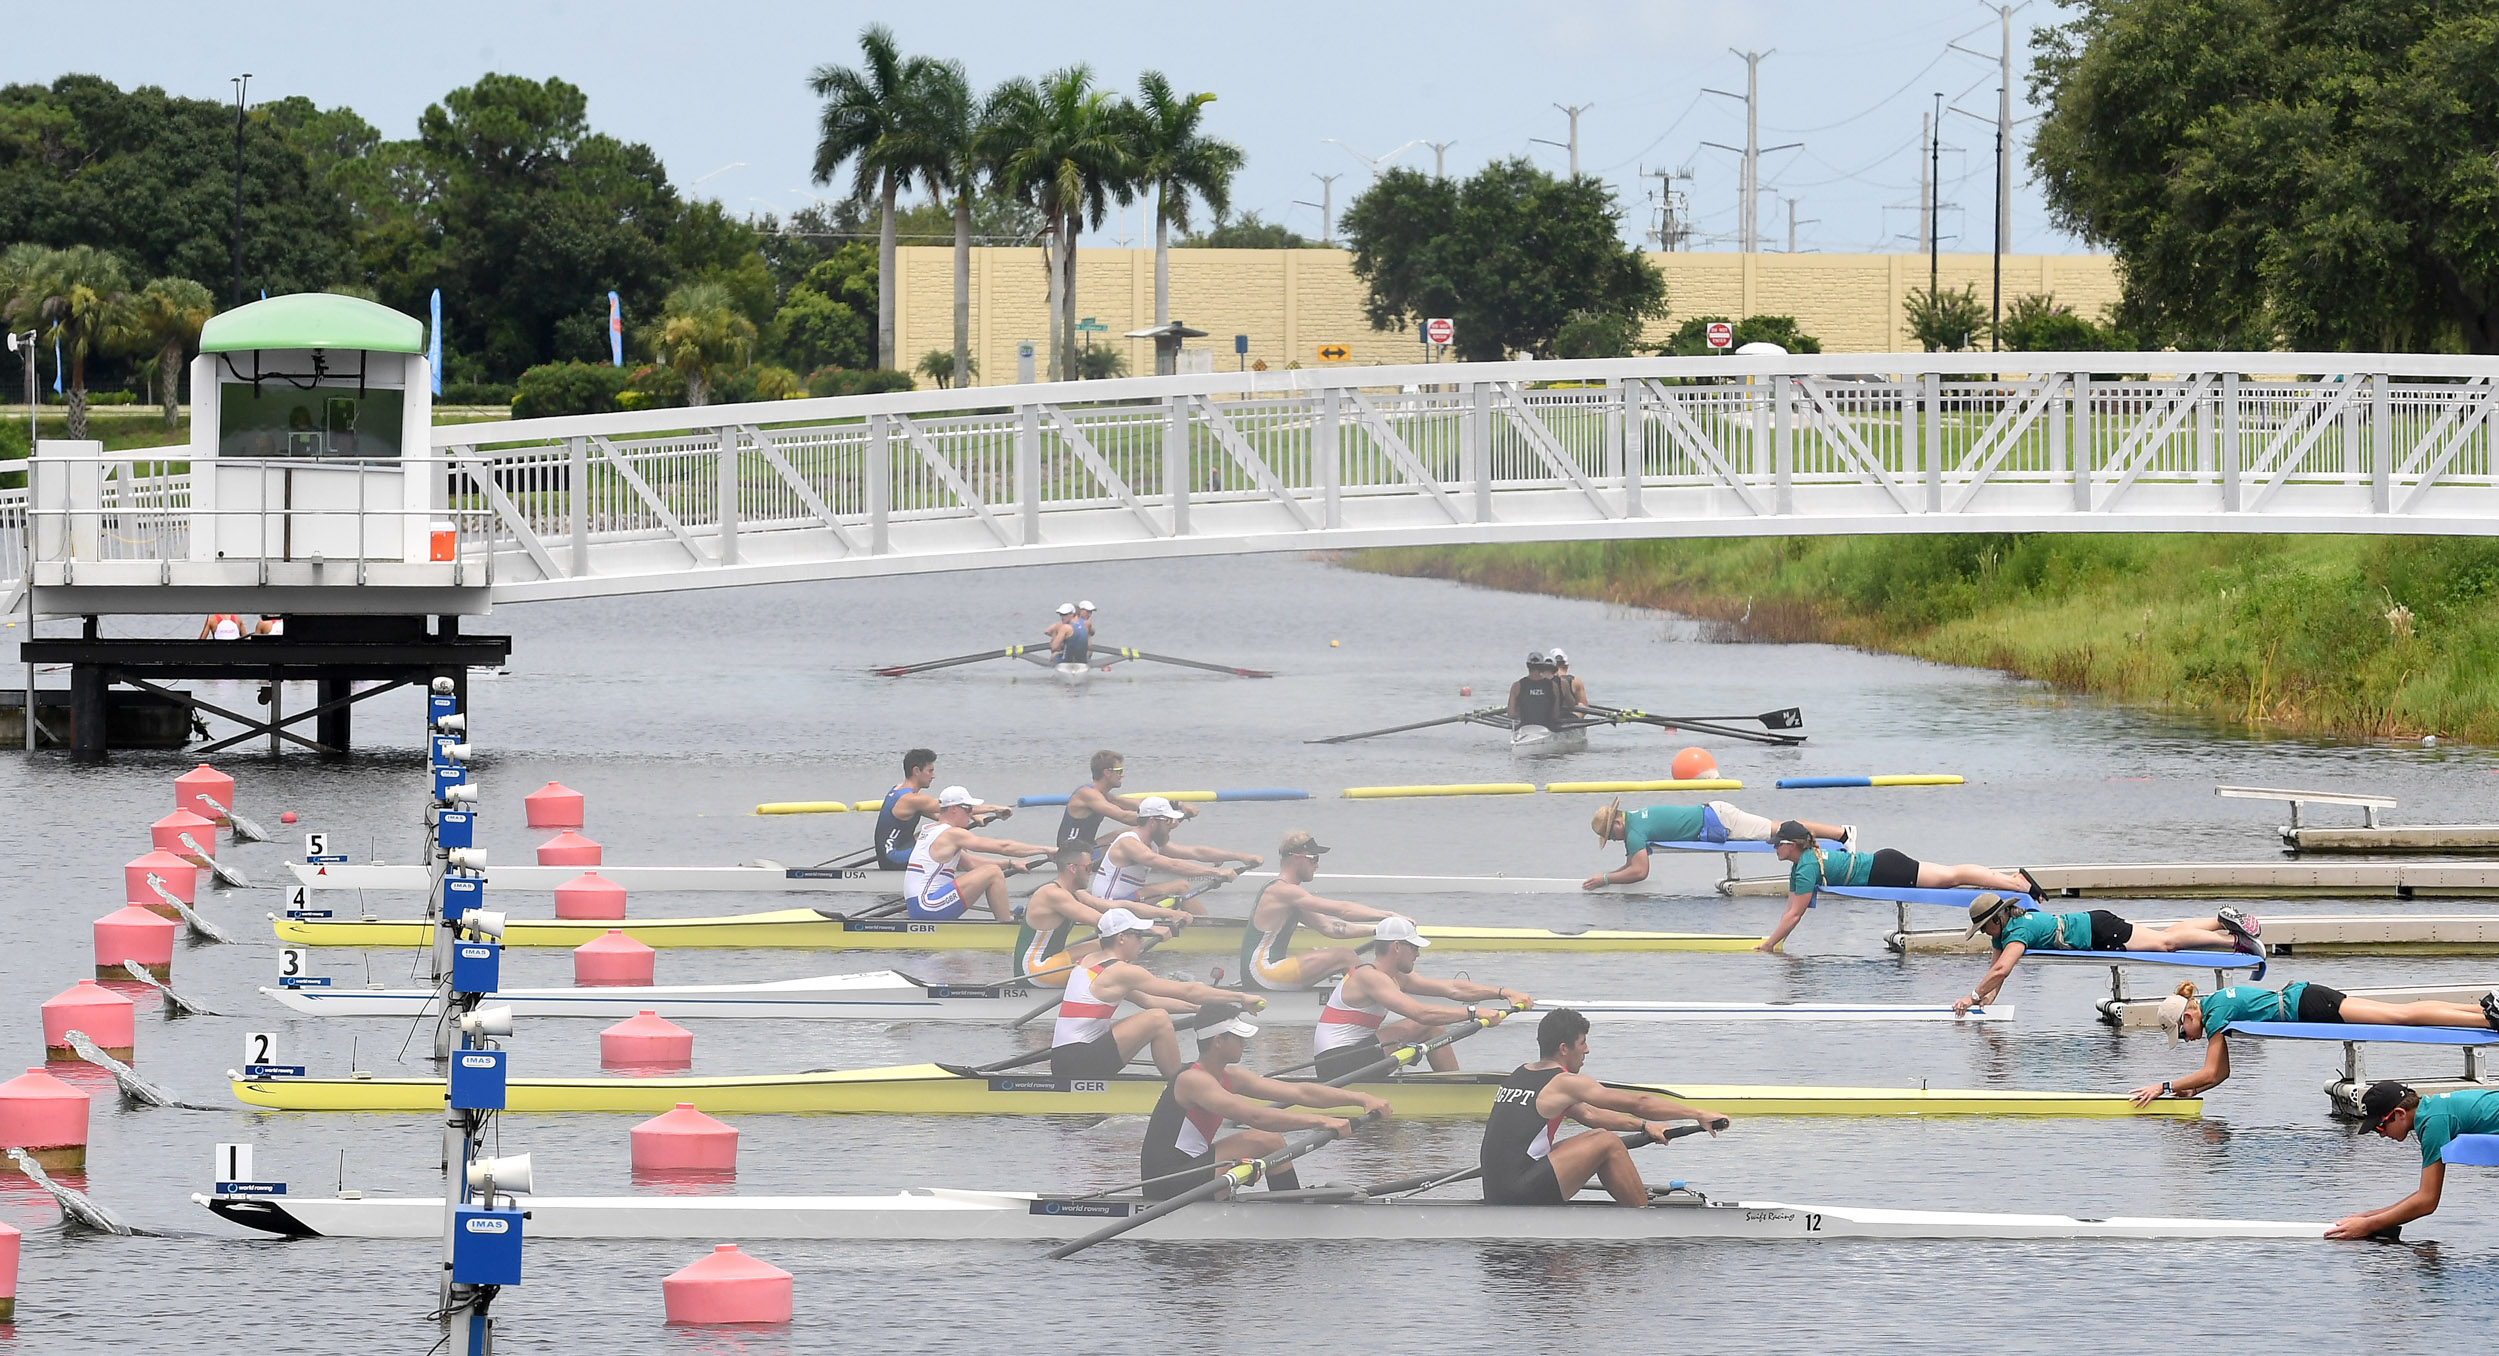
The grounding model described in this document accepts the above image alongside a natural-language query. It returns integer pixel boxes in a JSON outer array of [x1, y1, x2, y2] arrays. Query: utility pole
[[1307, 172, 1342, 245], [1953, 5, 2020, 347], [230, 73, 251, 308], [1917, 111, 1932, 255], [1554, 104, 1591, 178], [1640, 166, 1692, 251], [1929, 92, 1942, 298], [1426, 140, 1457, 179], [1783, 197, 1817, 253], [1703, 52, 1799, 253]]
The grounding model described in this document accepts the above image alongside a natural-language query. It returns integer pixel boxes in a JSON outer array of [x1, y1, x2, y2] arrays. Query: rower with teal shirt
[[1951, 894, 2262, 1016], [2330, 1082, 2499, 1239], [1763, 822, 2039, 955], [1581, 799, 1851, 892], [2133, 981, 2499, 1106]]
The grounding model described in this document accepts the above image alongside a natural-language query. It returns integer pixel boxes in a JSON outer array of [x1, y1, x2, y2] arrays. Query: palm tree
[[916, 60, 987, 390], [992, 67, 1133, 381], [809, 24, 942, 371], [1128, 73, 1243, 329], [4, 245, 132, 440], [649, 283, 755, 407], [114, 277, 216, 428]]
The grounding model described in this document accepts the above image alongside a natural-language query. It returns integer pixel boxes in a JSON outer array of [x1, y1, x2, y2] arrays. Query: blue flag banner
[[52, 337, 62, 393], [428, 289, 444, 396], [608, 291, 623, 367]]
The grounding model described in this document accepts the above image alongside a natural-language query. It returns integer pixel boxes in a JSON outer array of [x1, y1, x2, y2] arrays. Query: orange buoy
[[602, 1010, 693, 1069], [41, 981, 134, 1061], [526, 781, 587, 829], [93, 906, 177, 980], [575, 930, 655, 987], [0, 1217, 17, 1321], [174, 764, 236, 826], [538, 830, 602, 867], [663, 1245, 792, 1325], [1670, 746, 1719, 781], [124, 850, 199, 914], [554, 871, 627, 920], [0, 1067, 90, 1173], [152, 809, 219, 862], [632, 1103, 739, 1174]]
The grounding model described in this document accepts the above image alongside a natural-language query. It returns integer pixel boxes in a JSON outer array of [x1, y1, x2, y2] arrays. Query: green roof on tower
[[199, 293, 426, 355]]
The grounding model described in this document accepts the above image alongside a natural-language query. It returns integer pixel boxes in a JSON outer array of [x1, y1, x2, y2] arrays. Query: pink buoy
[[525, 781, 586, 829], [174, 763, 237, 826], [94, 905, 177, 980], [0, 1217, 17, 1321], [0, 1067, 91, 1173], [554, 871, 627, 920], [124, 849, 200, 913], [41, 980, 135, 1061], [632, 1103, 739, 1173], [574, 930, 654, 987], [602, 1010, 693, 1069], [663, 1245, 792, 1326], [152, 809, 220, 862], [537, 829, 602, 867]]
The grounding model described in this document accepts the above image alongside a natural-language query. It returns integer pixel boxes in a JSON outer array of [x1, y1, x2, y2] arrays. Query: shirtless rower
[[1049, 908, 1262, 1079], [2327, 1080, 2499, 1239], [1765, 821, 2041, 953], [1311, 916, 1528, 1080], [1952, 894, 2263, 1015], [1507, 651, 1575, 732], [1057, 749, 1182, 860], [1479, 1008, 1729, 1206], [1016, 843, 1195, 985], [1583, 798, 1855, 891], [905, 786, 1052, 922], [1092, 796, 1258, 914], [1240, 831, 1395, 993], [1139, 1014, 1390, 1200]]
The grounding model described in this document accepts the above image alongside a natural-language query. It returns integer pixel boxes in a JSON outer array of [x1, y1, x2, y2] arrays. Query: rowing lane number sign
[[1317, 344, 1351, 362]]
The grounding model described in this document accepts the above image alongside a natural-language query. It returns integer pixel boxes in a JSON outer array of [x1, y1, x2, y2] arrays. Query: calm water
[[5, 552, 2498, 1353]]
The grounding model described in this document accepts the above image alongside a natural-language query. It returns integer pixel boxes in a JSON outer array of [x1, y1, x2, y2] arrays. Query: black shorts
[[1313, 1038, 1384, 1083], [1140, 1141, 1219, 1201], [1482, 1153, 1566, 1206], [2297, 983, 2348, 1024], [2086, 909, 2134, 950], [1049, 1032, 1125, 1079], [1866, 848, 1920, 889]]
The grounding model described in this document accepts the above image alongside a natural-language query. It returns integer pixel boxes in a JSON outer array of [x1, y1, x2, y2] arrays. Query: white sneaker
[[1841, 824, 1860, 853]]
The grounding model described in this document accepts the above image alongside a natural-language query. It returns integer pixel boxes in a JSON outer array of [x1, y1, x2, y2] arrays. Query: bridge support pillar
[[1921, 372, 1942, 512], [1167, 395, 1191, 536], [1017, 406, 1041, 544], [1614, 378, 1643, 518], [1772, 375, 1794, 515], [2370, 373, 2391, 514], [868, 414, 891, 554], [317, 675, 352, 756], [1318, 388, 1342, 529], [2072, 374, 2093, 510], [70, 663, 106, 765], [2220, 372, 2242, 512], [1467, 383, 1491, 522]]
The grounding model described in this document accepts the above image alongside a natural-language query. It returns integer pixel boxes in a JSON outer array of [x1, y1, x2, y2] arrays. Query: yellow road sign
[[1316, 344, 1351, 362]]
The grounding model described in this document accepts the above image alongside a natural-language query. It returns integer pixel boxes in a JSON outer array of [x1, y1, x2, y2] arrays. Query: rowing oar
[[1259, 998, 1530, 1081], [1045, 1108, 1384, 1260], [1307, 706, 1508, 745], [1362, 1119, 1724, 1201], [1094, 646, 1275, 679], [871, 644, 1041, 677], [1582, 704, 1806, 747]]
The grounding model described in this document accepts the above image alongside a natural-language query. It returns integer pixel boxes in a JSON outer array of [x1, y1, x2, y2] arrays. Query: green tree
[[1343, 160, 1665, 362], [990, 67, 1134, 380], [647, 282, 755, 406], [916, 346, 977, 387], [1075, 344, 1128, 380], [1903, 284, 1989, 352], [511, 360, 628, 419], [810, 24, 945, 371], [770, 245, 876, 372], [2030, 0, 2499, 352], [1127, 72, 1243, 328], [1655, 314, 1825, 356], [1178, 211, 1310, 249], [913, 61, 1004, 389], [1994, 293, 2116, 352], [112, 276, 215, 426], [4, 245, 131, 438]]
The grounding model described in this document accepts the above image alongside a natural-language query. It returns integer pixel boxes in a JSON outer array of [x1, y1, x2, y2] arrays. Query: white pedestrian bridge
[[11, 351, 2499, 614]]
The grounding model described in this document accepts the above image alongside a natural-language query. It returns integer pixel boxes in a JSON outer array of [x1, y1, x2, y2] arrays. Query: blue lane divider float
[[1015, 788, 1311, 808], [1655, 839, 1841, 855], [2224, 1021, 2499, 1047], [1776, 775, 1966, 789]]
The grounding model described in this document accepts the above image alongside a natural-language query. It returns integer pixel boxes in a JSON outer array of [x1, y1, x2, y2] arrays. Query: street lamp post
[[231, 73, 252, 308]]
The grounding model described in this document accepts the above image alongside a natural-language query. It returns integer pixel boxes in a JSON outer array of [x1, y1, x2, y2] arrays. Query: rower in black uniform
[[1479, 1008, 1728, 1206], [1057, 748, 1162, 859], [873, 749, 940, 871], [1506, 651, 1573, 733], [1137, 1014, 1390, 1200]]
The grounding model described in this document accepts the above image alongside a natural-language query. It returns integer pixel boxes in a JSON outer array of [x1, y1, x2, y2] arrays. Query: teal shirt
[[1624, 804, 1707, 857], [1994, 909, 2097, 952], [2198, 983, 2306, 1032], [1788, 849, 1874, 894], [2413, 1089, 2499, 1169]]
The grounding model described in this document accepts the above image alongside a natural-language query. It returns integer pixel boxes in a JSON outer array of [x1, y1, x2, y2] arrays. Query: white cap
[[1077, 599, 1096, 611], [936, 785, 979, 809], [1055, 603, 1076, 616], [1136, 795, 1187, 820], [1374, 915, 1431, 948], [2156, 994, 2192, 1045], [1095, 907, 1154, 937], [1207, 1015, 1259, 1040], [1549, 647, 1568, 664]]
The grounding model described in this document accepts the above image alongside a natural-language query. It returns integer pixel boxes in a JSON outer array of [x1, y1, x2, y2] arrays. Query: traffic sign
[[1234, 334, 1250, 355], [1706, 321, 1734, 350], [1075, 318, 1107, 333], [1425, 318, 1454, 346], [1316, 344, 1351, 362]]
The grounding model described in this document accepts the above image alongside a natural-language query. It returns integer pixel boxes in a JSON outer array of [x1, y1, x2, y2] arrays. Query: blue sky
[[17, 1, 2085, 254]]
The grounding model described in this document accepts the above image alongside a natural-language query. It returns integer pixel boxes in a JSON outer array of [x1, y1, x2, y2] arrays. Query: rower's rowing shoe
[[1046, 1110, 1385, 1259], [1366, 1119, 1717, 1202]]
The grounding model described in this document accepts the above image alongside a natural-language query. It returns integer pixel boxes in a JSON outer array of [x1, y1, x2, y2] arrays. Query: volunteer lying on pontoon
[[1016, 843, 1196, 985], [1481, 1008, 1729, 1207], [1951, 895, 2263, 1015], [1139, 1014, 1389, 1200], [1764, 822, 2042, 953], [1310, 915, 1528, 1080], [2131, 982, 2499, 1106], [1582, 799, 1855, 891], [2327, 1080, 2499, 1239]]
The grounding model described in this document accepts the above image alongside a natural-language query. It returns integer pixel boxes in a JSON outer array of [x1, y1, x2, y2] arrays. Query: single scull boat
[[285, 863, 1651, 896]]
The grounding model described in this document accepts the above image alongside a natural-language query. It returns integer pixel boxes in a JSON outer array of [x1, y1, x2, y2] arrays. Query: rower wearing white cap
[[1091, 796, 1260, 915], [1549, 647, 1587, 710], [1049, 908, 1263, 1079], [1241, 831, 1395, 992], [907, 786, 1053, 922], [1311, 915, 1529, 1081], [1138, 1013, 1390, 1200], [1952, 894, 2263, 1015], [2131, 981, 2499, 1106]]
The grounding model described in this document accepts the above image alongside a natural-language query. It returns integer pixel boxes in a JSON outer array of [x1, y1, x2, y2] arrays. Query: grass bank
[[1352, 535, 2499, 743]]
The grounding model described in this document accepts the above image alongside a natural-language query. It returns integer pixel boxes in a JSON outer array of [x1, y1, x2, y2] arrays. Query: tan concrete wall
[[892, 246, 2122, 387]]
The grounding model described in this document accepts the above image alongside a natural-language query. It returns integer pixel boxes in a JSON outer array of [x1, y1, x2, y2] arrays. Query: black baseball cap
[[2360, 1080, 2416, 1130], [1770, 820, 1814, 845]]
